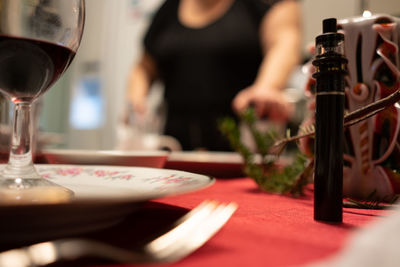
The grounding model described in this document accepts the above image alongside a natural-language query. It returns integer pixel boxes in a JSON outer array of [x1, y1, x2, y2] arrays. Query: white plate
[[0, 164, 214, 245], [168, 151, 244, 164], [41, 149, 169, 168], [165, 151, 247, 177], [165, 151, 291, 178]]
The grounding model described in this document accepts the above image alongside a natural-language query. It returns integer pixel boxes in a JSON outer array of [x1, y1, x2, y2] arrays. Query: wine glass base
[[0, 166, 74, 204]]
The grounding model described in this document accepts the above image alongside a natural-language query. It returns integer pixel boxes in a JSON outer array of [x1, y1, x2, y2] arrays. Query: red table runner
[[102, 177, 387, 267]]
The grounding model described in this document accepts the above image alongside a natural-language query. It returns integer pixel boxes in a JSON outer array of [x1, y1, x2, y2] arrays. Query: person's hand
[[232, 85, 293, 122]]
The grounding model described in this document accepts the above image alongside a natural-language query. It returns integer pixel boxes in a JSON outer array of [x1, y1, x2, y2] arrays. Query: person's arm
[[232, 0, 301, 121], [127, 51, 158, 114]]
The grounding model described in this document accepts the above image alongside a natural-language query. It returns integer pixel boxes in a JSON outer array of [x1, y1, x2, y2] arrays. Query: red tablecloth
[[97, 177, 387, 267]]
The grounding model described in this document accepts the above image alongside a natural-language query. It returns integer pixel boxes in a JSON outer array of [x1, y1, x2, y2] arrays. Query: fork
[[0, 200, 237, 267]]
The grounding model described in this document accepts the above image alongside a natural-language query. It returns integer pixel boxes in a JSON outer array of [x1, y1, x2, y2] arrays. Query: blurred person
[[127, 0, 301, 151]]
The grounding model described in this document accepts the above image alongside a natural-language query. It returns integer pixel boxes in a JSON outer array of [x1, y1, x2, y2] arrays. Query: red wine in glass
[[0, 36, 75, 102]]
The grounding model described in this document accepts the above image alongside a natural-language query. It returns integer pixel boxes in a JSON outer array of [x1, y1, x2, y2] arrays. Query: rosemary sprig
[[219, 108, 311, 196]]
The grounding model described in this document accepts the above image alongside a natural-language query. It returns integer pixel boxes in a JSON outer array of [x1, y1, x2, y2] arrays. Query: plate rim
[[167, 151, 244, 164], [41, 148, 170, 157], [0, 164, 215, 208]]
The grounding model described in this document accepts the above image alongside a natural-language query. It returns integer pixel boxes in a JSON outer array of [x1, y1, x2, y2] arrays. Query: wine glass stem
[[3, 102, 40, 178]]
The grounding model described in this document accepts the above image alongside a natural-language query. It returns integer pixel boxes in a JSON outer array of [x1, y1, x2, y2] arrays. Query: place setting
[[0, 2, 238, 266]]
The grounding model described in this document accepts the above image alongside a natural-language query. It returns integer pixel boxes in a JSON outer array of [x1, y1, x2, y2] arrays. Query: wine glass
[[0, 0, 85, 199]]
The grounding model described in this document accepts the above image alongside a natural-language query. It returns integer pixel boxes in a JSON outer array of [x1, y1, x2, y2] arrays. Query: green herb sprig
[[219, 108, 311, 196]]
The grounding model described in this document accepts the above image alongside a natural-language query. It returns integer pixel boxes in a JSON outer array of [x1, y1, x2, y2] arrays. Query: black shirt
[[144, 0, 273, 150]]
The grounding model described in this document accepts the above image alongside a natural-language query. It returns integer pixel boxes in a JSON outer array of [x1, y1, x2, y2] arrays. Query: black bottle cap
[[315, 18, 343, 51], [323, 18, 337, 33]]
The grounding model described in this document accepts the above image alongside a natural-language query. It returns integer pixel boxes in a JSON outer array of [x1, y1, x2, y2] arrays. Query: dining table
[[0, 151, 394, 267], [54, 176, 388, 267]]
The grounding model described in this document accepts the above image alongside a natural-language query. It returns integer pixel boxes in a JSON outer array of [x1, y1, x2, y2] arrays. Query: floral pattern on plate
[[34, 164, 214, 200]]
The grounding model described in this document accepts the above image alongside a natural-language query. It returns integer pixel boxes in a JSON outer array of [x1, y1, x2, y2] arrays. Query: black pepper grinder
[[313, 18, 347, 223]]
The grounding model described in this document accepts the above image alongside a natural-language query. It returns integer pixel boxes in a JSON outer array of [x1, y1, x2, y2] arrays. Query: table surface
[[87, 177, 387, 267], [2, 176, 387, 267]]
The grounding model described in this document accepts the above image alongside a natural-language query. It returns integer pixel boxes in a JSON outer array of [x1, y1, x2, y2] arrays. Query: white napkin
[[306, 205, 400, 267]]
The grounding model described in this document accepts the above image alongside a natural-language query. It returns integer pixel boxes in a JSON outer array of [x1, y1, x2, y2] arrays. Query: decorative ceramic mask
[[299, 14, 400, 200]]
